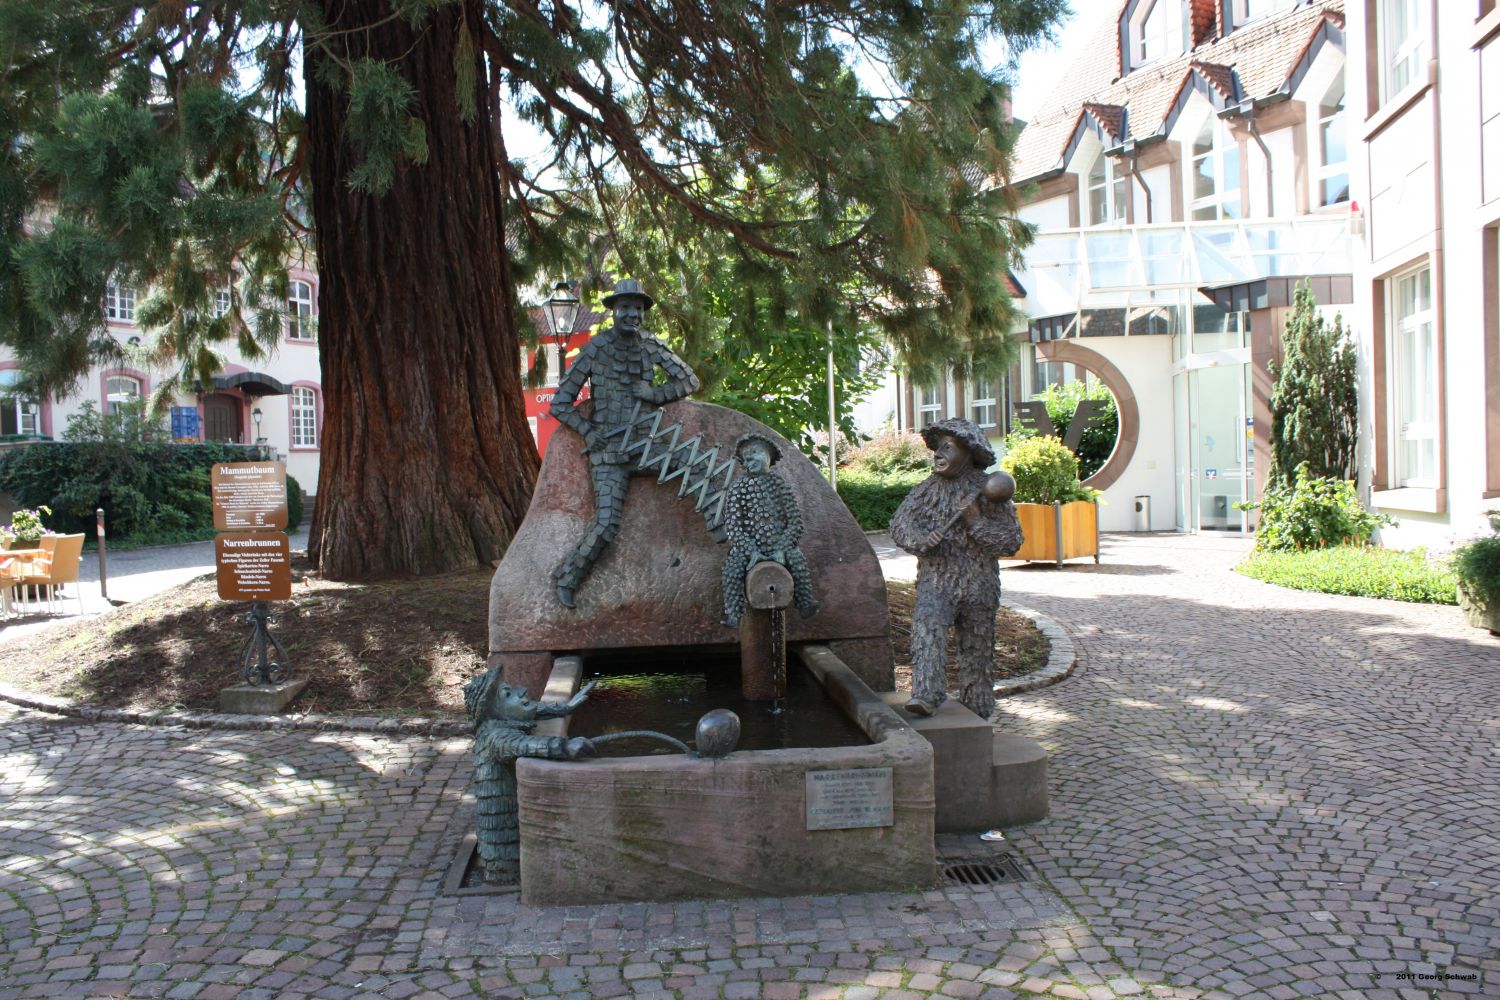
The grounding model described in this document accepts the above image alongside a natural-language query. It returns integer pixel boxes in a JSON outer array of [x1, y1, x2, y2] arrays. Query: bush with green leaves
[[286, 474, 304, 533], [840, 431, 931, 476], [1452, 514, 1500, 610], [1237, 545, 1457, 604], [1238, 463, 1393, 552], [835, 467, 926, 531], [0, 436, 274, 544], [1001, 435, 1096, 505]]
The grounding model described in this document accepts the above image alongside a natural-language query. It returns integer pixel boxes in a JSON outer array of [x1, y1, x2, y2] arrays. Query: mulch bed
[[0, 560, 1049, 717]]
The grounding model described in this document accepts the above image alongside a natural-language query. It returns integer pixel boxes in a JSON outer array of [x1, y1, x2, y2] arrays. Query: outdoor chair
[[20, 533, 85, 615]]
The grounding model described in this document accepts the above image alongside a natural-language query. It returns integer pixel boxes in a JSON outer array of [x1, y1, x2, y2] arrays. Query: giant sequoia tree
[[0, 0, 1064, 579]]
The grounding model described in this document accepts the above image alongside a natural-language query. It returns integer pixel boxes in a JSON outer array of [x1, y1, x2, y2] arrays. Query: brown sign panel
[[212, 461, 288, 532], [215, 532, 292, 601]]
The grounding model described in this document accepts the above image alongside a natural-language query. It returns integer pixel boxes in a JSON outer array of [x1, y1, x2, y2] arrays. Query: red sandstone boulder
[[488, 400, 893, 691]]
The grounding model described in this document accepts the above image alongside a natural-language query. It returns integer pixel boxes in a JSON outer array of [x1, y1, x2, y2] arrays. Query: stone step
[[991, 732, 1048, 828]]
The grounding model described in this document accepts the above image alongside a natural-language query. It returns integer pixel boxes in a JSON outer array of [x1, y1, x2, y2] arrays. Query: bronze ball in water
[[695, 709, 741, 759]]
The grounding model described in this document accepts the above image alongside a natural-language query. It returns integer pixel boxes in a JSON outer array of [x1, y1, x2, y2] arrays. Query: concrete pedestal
[[990, 732, 1049, 827], [219, 678, 307, 715]]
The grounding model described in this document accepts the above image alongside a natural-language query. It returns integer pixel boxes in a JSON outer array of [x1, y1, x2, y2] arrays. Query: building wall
[[1347, 0, 1499, 547]]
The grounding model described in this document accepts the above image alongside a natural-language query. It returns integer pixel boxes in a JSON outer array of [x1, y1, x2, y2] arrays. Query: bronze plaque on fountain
[[805, 767, 894, 830], [215, 532, 292, 601], [212, 461, 288, 531]]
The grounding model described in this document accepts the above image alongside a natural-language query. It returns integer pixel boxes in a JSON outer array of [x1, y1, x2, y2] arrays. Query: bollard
[[95, 508, 108, 604]]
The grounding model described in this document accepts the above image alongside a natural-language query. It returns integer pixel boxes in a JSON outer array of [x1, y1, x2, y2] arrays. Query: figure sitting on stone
[[720, 431, 818, 628], [888, 418, 1023, 720], [549, 279, 701, 608], [464, 668, 596, 882]]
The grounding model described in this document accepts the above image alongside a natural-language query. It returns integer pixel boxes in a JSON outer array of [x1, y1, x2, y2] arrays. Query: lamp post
[[252, 407, 263, 445], [545, 280, 581, 384]]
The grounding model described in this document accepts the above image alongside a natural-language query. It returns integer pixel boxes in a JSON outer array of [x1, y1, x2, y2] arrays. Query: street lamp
[[545, 279, 580, 383], [251, 407, 263, 444]]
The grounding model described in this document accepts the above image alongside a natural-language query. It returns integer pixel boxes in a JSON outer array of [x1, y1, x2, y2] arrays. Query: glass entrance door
[[1172, 306, 1255, 532]]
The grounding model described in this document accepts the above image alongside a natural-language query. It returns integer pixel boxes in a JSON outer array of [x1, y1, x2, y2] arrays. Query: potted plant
[[3, 505, 52, 549], [1000, 436, 1100, 566], [1454, 514, 1500, 635]]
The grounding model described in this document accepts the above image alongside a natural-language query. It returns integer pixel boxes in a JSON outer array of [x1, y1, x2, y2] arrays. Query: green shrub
[[1238, 463, 1392, 551], [841, 430, 931, 475], [1001, 435, 1096, 505], [286, 473, 304, 532], [1005, 380, 1118, 479], [0, 439, 274, 542], [1452, 523, 1500, 610], [1237, 546, 1457, 604], [836, 467, 926, 530]]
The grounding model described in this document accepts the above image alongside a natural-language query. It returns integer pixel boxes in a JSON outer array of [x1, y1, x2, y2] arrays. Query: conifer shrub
[[1269, 283, 1358, 487]]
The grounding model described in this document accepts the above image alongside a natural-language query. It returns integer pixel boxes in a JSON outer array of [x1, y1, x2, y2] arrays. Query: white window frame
[[212, 285, 233, 318], [1087, 150, 1129, 226], [1230, 0, 1293, 29], [291, 385, 319, 448], [1388, 265, 1438, 488], [286, 279, 316, 341], [1314, 74, 1349, 208], [1378, 0, 1429, 103], [105, 375, 142, 414], [970, 376, 999, 430], [917, 384, 942, 430], [105, 281, 137, 323], [1189, 116, 1242, 222], [1130, 0, 1184, 69], [0, 371, 40, 436]]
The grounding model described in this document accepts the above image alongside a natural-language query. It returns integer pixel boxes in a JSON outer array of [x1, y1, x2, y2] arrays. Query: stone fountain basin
[[515, 644, 936, 905]]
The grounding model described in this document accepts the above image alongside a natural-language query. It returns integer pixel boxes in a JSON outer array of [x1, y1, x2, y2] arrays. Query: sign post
[[212, 461, 299, 708]]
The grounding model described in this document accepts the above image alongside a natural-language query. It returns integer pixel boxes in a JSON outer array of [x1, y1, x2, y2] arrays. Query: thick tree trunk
[[305, 0, 539, 579]]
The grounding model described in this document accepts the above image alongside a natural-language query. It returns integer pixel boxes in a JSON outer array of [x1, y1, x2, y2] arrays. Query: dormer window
[[1229, 0, 1296, 29], [1087, 151, 1128, 226], [1190, 117, 1241, 221], [1129, 0, 1185, 69]]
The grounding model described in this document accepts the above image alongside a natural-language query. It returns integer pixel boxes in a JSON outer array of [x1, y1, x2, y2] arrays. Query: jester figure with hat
[[549, 279, 701, 608], [720, 431, 819, 629], [889, 418, 1023, 719]]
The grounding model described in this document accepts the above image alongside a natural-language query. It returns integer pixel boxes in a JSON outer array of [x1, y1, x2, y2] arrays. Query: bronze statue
[[549, 279, 702, 607], [888, 418, 1022, 719], [464, 668, 596, 882], [720, 432, 818, 628]]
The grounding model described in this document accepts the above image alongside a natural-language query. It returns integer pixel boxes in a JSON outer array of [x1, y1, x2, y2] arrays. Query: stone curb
[[0, 602, 1077, 730], [0, 681, 473, 737], [995, 601, 1078, 697]]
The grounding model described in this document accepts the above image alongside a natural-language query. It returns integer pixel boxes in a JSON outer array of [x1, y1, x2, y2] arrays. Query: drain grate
[[942, 854, 1027, 886]]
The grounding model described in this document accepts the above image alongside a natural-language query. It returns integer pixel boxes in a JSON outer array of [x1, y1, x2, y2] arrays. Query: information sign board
[[212, 461, 288, 531], [215, 532, 292, 601]]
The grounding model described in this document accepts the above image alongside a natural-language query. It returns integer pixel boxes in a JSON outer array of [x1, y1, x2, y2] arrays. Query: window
[[917, 385, 942, 429], [1190, 117, 1241, 222], [1316, 76, 1349, 207], [1087, 151, 1129, 226], [0, 370, 40, 437], [291, 386, 319, 448], [105, 281, 136, 323], [970, 377, 998, 430], [1132, 0, 1184, 68], [1380, 0, 1429, 102], [1389, 266, 1438, 487], [287, 279, 315, 341], [1231, 0, 1294, 27], [212, 286, 233, 318], [105, 375, 141, 414]]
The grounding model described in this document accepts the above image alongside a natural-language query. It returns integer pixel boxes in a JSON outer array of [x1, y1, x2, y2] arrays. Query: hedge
[[836, 467, 925, 531], [0, 441, 275, 544]]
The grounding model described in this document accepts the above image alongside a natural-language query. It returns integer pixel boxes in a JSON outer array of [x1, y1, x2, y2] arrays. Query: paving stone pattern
[[2, 533, 1498, 998]]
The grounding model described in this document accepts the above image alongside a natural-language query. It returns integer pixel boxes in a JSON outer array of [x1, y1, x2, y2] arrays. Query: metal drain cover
[[942, 854, 1027, 886]]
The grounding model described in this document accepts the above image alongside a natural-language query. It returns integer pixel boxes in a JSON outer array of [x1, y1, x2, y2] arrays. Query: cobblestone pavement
[[3, 533, 1498, 999]]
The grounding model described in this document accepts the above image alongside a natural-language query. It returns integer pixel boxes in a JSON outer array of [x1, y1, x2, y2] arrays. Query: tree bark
[[305, 0, 539, 579]]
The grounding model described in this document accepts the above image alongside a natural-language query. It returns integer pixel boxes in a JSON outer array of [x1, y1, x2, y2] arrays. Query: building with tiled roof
[[891, 0, 1361, 536]]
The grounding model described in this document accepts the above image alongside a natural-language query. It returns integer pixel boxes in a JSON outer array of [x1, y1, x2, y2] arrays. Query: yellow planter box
[[1012, 501, 1099, 565]]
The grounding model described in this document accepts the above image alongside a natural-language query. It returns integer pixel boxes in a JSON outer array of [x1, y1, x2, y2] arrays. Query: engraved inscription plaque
[[805, 767, 894, 830]]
